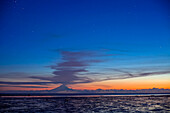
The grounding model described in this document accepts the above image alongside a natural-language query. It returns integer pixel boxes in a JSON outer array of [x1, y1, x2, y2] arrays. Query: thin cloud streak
[[97, 70, 170, 82], [0, 81, 54, 85], [0, 72, 30, 78], [0, 85, 49, 88]]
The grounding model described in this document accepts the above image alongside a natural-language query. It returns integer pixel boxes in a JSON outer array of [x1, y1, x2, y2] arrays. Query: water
[[0, 95, 170, 113]]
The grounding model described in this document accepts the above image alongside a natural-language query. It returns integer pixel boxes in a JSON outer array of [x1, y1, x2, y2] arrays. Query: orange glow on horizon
[[0, 74, 169, 91], [71, 74, 170, 90]]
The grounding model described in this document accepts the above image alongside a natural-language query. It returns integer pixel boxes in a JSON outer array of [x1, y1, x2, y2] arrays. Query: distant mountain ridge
[[0, 85, 170, 94], [47, 85, 170, 94]]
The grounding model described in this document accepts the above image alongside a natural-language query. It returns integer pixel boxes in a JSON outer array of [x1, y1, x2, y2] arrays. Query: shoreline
[[1, 93, 170, 98]]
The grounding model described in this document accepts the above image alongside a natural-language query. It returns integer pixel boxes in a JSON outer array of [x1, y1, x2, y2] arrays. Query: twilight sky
[[0, 0, 170, 90]]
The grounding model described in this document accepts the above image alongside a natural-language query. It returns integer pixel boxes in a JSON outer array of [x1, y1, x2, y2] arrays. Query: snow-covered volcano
[[49, 84, 74, 92]]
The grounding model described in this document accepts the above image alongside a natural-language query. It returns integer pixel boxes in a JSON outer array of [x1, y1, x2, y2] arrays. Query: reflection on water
[[1, 95, 170, 112]]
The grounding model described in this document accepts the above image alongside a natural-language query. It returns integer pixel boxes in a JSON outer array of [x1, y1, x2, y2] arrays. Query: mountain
[[49, 84, 75, 93]]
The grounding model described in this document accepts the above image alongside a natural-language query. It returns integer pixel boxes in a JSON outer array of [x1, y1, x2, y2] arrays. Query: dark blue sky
[[0, 0, 170, 89]]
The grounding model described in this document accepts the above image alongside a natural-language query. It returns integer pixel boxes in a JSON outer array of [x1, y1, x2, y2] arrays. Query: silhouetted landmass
[[0, 85, 170, 96]]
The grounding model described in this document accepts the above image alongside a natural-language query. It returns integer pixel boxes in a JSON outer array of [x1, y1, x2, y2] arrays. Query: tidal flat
[[0, 95, 170, 113]]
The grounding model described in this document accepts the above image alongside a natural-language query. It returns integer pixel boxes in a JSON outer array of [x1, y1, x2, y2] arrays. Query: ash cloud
[[1, 50, 170, 87], [30, 51, 103, 85]]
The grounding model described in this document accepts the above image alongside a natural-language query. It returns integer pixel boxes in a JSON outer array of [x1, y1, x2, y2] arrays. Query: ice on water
[[0, 96, 170, 113]]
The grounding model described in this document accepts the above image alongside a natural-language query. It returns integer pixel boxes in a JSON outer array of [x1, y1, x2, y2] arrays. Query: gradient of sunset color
[[0, 0, 170, 91]]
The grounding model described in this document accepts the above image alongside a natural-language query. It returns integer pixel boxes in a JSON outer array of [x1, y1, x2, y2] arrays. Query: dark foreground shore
[[0, 95, 170, 113]]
